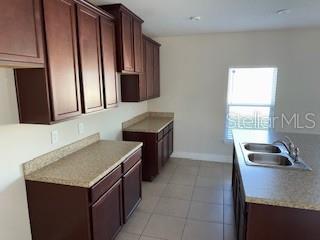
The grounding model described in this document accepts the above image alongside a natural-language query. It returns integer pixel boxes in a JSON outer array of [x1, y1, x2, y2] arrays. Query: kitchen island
[[232, 129, 320, 240]]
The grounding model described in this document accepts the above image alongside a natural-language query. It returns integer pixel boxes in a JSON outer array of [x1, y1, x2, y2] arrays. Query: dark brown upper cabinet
[[153, 43, 160, 98], [100, 16, 118, 108], [0, 0, 45, 67], [145, 38, 155, 99], [139, 37, 147, 101], [77, 0, 118, 110], [15, 0, 82, 124], [77, 4, 104, 113], [44, 0, 82, 121], [120, 35, 160, 102], [133, 19, 143, 73], [121, 12, 134, 72], [15, 0, 117, 124], [145, 35, 161, 100], [100, 4, 144, 74]]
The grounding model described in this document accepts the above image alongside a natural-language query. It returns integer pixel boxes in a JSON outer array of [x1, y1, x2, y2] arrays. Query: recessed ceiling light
[[189, 16, 201, 21], [276, 9, 291, 15]]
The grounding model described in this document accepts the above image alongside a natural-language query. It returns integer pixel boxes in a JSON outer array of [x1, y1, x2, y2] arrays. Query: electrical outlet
[[51, 130, 59, 144], [78, 123, 85, 135]]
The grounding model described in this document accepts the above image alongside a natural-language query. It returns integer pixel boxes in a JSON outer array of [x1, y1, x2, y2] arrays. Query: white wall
[[0, 68, 147, 240], [148, 28, 320, 162], [0, 69, 19, 124]]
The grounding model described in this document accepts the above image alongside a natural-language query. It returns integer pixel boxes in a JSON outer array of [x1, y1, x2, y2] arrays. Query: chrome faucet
[[273, 136, 300, 162]]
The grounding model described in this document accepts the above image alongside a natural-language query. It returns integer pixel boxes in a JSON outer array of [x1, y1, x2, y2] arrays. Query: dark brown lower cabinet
[[232, 155, 247, 240], [157, 137, 164, 171], [26, 148, 142, 240], [26, 181, 92, 240], [92, 179, 123, 240], [123, 122, 173, 181], [162, 132, 169, 166], [123, 161, 142, 222], [232, 146, 320, 240], [168, 128, 173, 156]]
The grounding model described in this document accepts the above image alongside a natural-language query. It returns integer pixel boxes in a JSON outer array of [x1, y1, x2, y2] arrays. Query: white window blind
[[225, 67, 278, 141]]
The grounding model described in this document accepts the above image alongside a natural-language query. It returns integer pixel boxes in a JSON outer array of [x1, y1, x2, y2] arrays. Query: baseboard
[[171, 151, 232, 163]]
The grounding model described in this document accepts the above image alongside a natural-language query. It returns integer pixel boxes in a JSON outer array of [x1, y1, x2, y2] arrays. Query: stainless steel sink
[[240, 142, 311, 171], [244, 143, 281, 153], [248, 153, 292, 166]]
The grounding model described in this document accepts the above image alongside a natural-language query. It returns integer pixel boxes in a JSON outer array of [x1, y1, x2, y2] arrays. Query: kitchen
[[1, 0, 320, 240]]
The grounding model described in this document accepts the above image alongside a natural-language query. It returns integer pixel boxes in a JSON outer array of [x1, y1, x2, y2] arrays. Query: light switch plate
[[78, 123, 85, 135], [51, 130, 59, 144]]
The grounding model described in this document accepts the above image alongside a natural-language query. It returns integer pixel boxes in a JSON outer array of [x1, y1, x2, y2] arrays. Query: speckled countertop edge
[[124, 119, 174, 133], [245, 196, 320, 211], [122, 112, 174, 133], [24, 142, 143, 188]]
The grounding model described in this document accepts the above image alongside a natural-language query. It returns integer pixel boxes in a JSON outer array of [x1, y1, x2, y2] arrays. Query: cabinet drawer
[[123, 148, 142, 174], [157, 131, 164, 141], [163, 126, 170, 135], [90, 165, 122, 203]]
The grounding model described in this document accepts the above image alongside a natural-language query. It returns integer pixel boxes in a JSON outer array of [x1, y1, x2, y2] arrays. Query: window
[[225, 67, 278, 141]]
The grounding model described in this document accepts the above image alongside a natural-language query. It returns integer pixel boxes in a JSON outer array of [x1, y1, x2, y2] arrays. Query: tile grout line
[[140, 162, 178, 240], [179, 163, 200, 240], [138, 174, 169, 239], [138, 189, 163, 239], [168, 160, 192, 240], [137, 210, 227, 226], [139, 174, 172, 240]]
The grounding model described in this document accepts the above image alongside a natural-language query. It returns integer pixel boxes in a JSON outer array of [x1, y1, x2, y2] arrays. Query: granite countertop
[[25, 140, 142, 188], [123, 116, 174, 133], [233, 129, 320, 211]]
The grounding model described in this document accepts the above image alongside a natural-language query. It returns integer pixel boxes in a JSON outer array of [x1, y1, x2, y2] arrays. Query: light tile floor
[[116, 158, 236, 240]]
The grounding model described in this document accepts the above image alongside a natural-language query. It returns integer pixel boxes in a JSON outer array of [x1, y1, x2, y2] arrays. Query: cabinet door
[[43, 0, 82, 121], [0, 0, 44, 66], [157, 137, 164, 170], [146, 40, 154, 99], [77, 5, 104, 113], [101, 17, 118, 108], [162, 133, 169, 165], [168, 129, 173, 156], [153, 45, 160, 97], [123, 161, 142, 222], [133, 19, 142, 73], [92, 179, 123, 240], [238, 203, 247, 240], [139, 37, 147, 101], [121, 12, 134, 72]]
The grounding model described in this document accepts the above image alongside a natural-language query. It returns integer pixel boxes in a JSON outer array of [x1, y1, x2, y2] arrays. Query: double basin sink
[[240, 143, 311, 171]]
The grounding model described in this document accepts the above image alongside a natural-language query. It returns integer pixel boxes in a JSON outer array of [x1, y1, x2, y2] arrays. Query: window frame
[[224, 66, 278, 143]]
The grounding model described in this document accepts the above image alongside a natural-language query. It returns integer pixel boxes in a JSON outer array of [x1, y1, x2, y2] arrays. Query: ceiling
[[90, 0, 320, 37]]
